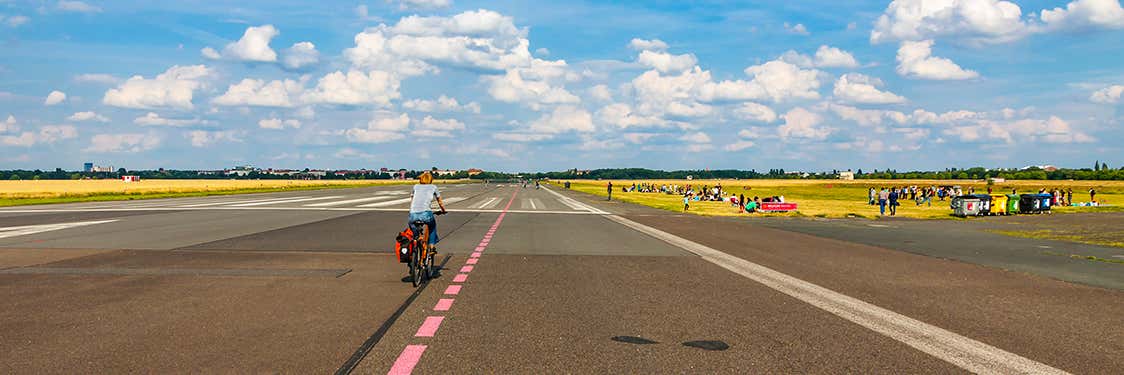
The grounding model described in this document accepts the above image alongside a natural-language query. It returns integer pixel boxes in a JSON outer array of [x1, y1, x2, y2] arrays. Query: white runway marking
[[357, 197, 412, 208], [228, 196, 343, 207], [304, 196, 395, 207], [0, 220, 118, 239], [540, 185, 608, 214], [470, 197, 500, 209], [176, 196, 310, 207], [604, 214, 1068, 375], [443, 197, 467, 204]]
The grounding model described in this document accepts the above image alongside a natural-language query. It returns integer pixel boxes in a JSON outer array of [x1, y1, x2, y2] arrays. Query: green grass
[[0, 183, 417, 207], [991, 229, 1124, 249], [1040, 250, 1124, 265]]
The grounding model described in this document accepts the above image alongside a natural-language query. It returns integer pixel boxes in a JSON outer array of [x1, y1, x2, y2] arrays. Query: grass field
[[0, 179, 455, 207], [556, 179, 1124, 220]]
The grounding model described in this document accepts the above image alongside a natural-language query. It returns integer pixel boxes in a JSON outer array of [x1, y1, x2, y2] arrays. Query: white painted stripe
[[603, 214, 1068, 375], [304, 196, 394, 207], [530, 198, 543, 210], [0, 220, 118, 239], [469, 197, 498, 209], [443, 197, 467, 204], [177, 196, 309, 207], [357, 197, 412, 207], [540, 185, 608, 214], [520, 198, 533, 209], [228, 196, 343, 207]]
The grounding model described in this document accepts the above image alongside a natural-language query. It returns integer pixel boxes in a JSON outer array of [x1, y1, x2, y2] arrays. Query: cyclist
[[409, 172, 446, 254]]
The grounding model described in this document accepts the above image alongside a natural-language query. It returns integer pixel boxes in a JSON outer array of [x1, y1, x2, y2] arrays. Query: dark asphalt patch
[[0, 267, 351, 277], [611, 336, 659, 345], [682, 340, 729, 351]]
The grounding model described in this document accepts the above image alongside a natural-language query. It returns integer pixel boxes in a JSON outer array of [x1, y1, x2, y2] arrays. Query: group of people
[[867, 185, 1104, 216]]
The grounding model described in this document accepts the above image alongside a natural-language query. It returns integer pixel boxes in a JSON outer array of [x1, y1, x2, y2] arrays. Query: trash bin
[[1019, 194, 1041, 214], [1006, 194, 1020, 215], [1035, 193, 1053, 213], [972, 194, 992, 216], [990, 194, 1008, 215], [952, 195, 983, 217]]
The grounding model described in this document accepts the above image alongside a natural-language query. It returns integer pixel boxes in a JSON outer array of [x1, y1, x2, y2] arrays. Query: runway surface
[[0, 183, 1120, 373]]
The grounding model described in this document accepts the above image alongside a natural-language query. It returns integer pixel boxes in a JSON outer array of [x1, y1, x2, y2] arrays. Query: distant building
[[467, 168, 483, 176], [83, 162, 93, 172], [838, 171, 855, 180], [91, 165, 114, 173], [433, 169, 460, 176], [1022, 165, 1058, 172], [121, 175, 140, 182]]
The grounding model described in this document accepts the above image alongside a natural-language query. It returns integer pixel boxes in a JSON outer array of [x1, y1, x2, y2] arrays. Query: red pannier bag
[[395, 227, 415, 263]]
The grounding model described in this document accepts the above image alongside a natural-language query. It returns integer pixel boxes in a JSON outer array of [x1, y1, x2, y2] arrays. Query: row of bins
[[952, 194, 1052, 217]]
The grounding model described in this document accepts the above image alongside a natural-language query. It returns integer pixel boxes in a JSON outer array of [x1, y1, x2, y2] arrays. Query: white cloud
[[485, 59, 580, 109], [896, 40, 979, 80], [334, 147, 377, 159], [811, 45, 860, 68], [784, 22, 810, 35], [86, 133, 160, 153], [493, 132, 553, 142], [301, 70, 400, 106], [74, 73, 120, 84], [187, 130, 241, 147], [134, 112, 208, 127], [588, 84, 613, 102], [724, 140, 756, 151], [103, 65, 212, 110], [283, 42, 320, 70], [2, 15, 30, 28], [412, 116, 465, 138], [402, 95, 481, 113], [57, 1, 102, 13], [221, 25, 279, 62], [44, 90, 67, 106], [201, 47, 221, 60], [679, 131, 711, 143], [397, 0, 452, 10], [597, 103, 666, 128], [1040, 0, 1124, 31], [778, 107, 831, 141], [0, 125, 77, 146], [258, 118, 301, 130], [637, 50, 698, 74], [1, 115, 17, 133], [732, 59, 823, 102], [628, 38, 669, 51], [529, 105, 594, 134], [733, 102, 777, 123], [833, 73, 907, 104], [871, 0, 1029, 45], [1090, 84, 1124, 103], [345, 112, 410, 143], [213, 78, 304, 108], [68, 111, 109, 122]]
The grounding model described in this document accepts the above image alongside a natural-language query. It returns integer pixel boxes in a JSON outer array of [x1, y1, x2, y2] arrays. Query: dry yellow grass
[[557, 179, 1124, 219]]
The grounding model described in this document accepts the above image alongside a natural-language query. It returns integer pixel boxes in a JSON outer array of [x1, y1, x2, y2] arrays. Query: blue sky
[[1, 0, 1123, 172]]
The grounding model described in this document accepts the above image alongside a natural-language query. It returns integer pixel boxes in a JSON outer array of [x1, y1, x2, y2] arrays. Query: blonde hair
[[418, 172, 434, 184]]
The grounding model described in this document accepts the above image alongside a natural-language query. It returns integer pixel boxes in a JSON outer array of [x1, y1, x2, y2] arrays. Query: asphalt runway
[[1, 183, 1120, 373]]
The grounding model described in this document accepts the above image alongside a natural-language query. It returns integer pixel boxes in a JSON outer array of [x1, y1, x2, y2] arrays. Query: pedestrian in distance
[[607, 182, 613, 201], [888, 187, 899, 216], [1090, 188, 1097, 203], [683, 194, 690, 211], [878, 187, 889, 216], [739, 193, 745, 213]]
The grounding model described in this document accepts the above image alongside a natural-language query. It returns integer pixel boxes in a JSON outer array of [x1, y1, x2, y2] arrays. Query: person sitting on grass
[[746, 196, 759, 213]]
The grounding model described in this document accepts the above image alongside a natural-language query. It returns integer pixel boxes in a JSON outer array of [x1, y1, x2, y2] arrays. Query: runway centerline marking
[[304, 196, 395, 207], [0, 219, 118, 239], [604, 214, 1068, 375], [228, 196, 343, 207]]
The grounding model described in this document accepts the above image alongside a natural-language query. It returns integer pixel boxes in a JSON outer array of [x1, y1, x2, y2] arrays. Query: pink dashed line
[[460, 265, 474, 273], [453, 274, 468, 283], [415, 316, 444, 337], [466, 258, 478, 265], [434, 298, 454, 311], [388, 345, 426, 375], [470, 252, 482, 258], [444, 285, 462, 295], [475, 246, 486, 252]]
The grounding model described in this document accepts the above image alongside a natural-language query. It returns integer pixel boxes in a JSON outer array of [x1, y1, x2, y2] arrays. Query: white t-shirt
[[410, 184, 441, 213]]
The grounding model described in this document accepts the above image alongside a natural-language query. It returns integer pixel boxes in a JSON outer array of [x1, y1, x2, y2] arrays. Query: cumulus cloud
[[201, 47, 221, 60], [1090, 84, 1124, 103], [724, 140, 756, 151], [485, 59, 580, 109], [637, 50, 698, 74], [86, 133, 161, 153], [301, 70, 400, 106], [528, 105, 594, 134], [283, 42, 320, 70], [220, 25, 279, 62], [943, 116, 1093, 144], [628, 38, 669, 51], [57, 1, 102, 13], [1, 115, 17, 133], [781, 45, 861, 68], [588, 85, 613, 102], [258, 118, 301, 130], [492, 132, 554, 142], [833, 73, 907, 104], [402, 95, 481, 113], [103, 65, 212, 110], [44, 90, 67, 106], [597, 103, 667, 129], [0, 125, 77, 146], [396, 0, 452, 10], [1040, 0, 1124, 31], [187, 130, 241, 147], [68, 111, 109, 122], [871, 0, 1029, 45], [784, 22, 810, 35], [74, 74, 120, 84], [412, 116, 465, 138], [896, 40, 979, 80], [345, 112, 410, 143], [778, 107, 831, 141], [733, 102, 778, 123], [213, 78, 304, 108], [679, 131, 711, 144], [134, 112, 208, 127]]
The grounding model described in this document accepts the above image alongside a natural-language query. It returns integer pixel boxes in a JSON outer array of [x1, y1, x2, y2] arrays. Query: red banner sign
[[759, 203, 798, 212]]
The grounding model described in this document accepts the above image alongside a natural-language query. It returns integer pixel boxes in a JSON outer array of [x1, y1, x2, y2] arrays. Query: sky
[[1, 0, 1123, 173]]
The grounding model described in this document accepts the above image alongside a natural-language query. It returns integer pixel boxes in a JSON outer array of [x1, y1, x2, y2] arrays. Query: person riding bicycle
[[409, 172, 446, 253]]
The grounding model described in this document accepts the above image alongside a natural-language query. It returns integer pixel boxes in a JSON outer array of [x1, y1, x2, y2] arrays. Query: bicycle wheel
[[420, 226, 431, 282], [410, 242, 421, 287]]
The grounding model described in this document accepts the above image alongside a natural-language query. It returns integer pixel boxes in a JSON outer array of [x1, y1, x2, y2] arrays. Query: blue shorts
[[408, 211, 439, 245]]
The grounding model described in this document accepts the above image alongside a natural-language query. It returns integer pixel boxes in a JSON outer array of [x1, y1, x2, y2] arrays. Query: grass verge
[[991, 229, 1124, 249]]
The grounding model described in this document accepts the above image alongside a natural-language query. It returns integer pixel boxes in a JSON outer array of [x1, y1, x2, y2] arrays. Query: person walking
[[868, 187, 876, 205], [888, 187, 900, 216], [607, 181, 613, 201], [739, 193, 746, 213], [1067, 189, 1073, 206], [878, 187, 889, 216], [1090, 188, 1097, 203]]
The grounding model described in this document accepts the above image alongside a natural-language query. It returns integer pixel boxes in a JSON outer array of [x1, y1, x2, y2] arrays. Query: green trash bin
[[1006, 194, 1020, 214]]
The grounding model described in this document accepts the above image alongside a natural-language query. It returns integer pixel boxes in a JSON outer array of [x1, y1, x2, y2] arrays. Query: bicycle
[[407, 210, 446, 287]]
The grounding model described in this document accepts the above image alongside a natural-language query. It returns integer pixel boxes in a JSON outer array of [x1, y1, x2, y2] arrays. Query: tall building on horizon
[[83, 162, 93, 172]]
